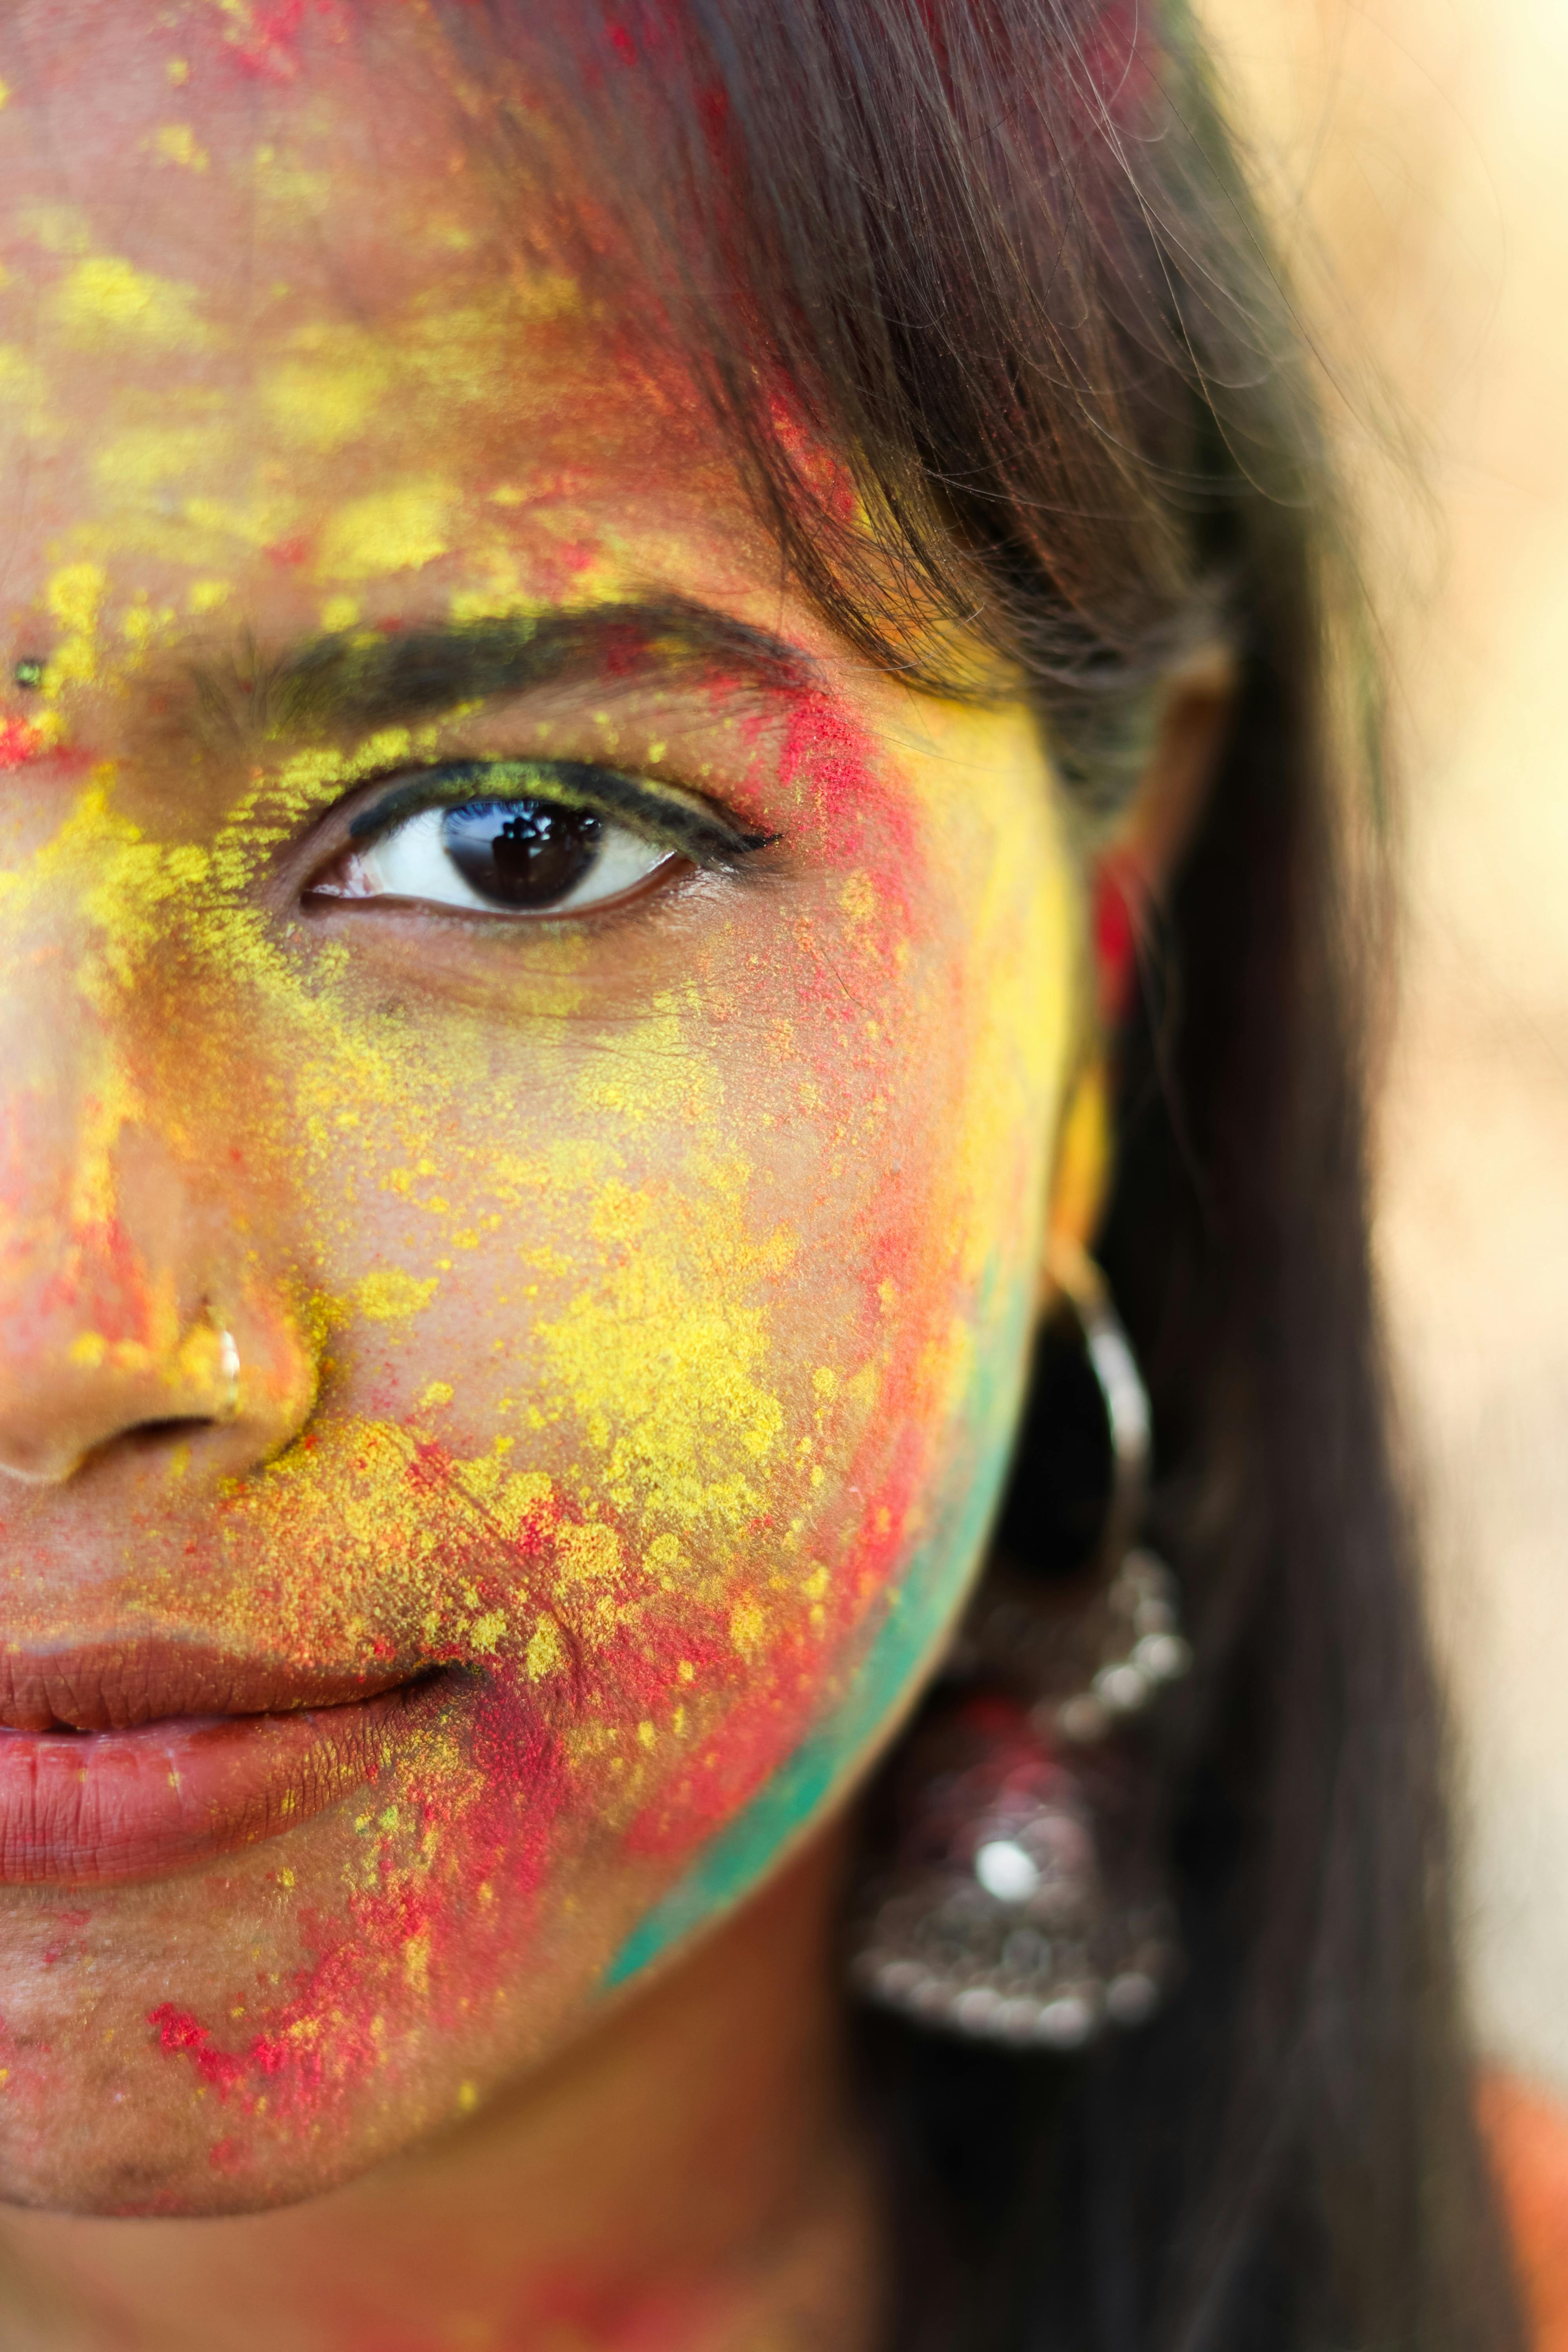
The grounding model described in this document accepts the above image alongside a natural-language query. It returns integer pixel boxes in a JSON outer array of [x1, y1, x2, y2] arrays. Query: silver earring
[[846, 1249, 1190, 2051]]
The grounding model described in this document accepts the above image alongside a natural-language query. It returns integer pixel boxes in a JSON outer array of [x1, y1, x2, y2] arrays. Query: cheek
[[103, 714, 1069, 2078], [229, 718, 1057, 1682]]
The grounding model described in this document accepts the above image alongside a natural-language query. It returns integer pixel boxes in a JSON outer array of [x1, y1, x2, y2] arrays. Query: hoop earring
[[846, 1249, 1189, 2050]]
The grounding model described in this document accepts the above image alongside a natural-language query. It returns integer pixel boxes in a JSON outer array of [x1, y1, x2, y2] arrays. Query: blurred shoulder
[[1481, 2074, 1568, 2351]]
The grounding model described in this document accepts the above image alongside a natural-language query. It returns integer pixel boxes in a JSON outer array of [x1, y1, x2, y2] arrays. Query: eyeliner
[[347, 758, 777, 871]]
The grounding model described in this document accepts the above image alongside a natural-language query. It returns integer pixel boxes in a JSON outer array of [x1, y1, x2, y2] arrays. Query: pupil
[[441, 799, 601, 909]]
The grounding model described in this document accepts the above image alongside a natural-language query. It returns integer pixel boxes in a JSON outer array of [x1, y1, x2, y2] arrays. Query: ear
[[1043, 646, 1237, 1290], [1044, 1051, 1112, 1298], [1091, 645, 1237, 1029]]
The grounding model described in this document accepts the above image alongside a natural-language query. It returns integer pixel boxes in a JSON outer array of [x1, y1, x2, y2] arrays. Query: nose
[[0, 1282, 315, 1487], [0, 1098, 318, 1491]]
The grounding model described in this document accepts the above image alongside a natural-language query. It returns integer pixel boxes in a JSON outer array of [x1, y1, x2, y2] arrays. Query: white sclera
[[338, 805, 673, 915]]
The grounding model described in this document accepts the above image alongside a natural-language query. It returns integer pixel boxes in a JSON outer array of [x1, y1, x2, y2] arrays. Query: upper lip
[[0, 1639, 419, 1732]]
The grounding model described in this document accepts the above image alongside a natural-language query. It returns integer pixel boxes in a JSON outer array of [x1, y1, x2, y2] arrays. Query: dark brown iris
[[441, 799, 602, 909]]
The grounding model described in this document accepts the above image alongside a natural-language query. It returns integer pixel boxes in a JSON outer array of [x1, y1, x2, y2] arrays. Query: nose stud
[[0, 1304, 245, 1485], [215, 1323, 242, 1422], [181, 1301, 242, 1423]]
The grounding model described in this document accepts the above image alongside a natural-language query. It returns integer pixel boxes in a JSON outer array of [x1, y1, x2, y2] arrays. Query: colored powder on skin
[[603, 711, 1078, 1959], [2, 681, 1065, 2133], [262, 340, 396, 453], [0, 61, 1086, 2165], [143, 1678, 574, 2139], [533, 1169, 793, 1531], [0, 719, 44, 769], [48, 256, 216, 353], [314, 485, 456, 582], [608, 1256, 1032, 1979]]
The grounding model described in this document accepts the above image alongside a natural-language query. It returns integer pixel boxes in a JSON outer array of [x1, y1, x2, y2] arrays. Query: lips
[[0, 1640, 417, 1733], [0, 1641, 451, 1887]]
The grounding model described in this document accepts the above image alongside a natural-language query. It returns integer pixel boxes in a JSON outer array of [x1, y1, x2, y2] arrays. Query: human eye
[[305, 756, 774, 921]]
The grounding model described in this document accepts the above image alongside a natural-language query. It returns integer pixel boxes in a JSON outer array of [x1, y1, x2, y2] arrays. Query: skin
[[0, 6, 1226, 2345]]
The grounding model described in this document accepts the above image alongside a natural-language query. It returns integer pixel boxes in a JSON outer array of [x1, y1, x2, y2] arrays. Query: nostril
[[0, 1411, 236, 1487], [122, 1417, 220, 1449], [67, 1415, 223, 1480]]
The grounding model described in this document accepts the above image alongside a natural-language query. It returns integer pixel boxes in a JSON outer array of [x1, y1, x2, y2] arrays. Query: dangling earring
[[846, 1245, 1191, 2051]]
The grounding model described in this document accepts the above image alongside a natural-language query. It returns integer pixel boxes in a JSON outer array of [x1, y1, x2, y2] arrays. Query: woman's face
[[0, 5, 1080, 2212]]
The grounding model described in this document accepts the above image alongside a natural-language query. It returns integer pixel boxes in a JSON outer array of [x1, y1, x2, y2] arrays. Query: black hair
[[432, 3, 1522, 2344]]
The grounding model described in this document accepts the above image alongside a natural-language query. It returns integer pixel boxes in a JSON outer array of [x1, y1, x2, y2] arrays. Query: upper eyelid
[[343, 756, 779, 872]]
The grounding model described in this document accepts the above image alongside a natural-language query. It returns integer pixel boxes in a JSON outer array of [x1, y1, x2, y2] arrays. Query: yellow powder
[[154, 125, 210, 173], [0, 778, 214, 1009], [262, 341, 391, 454], [354, 1270, 439, 1322], [525, 1615, 566, 1682], [553, 1521, 621, 1586], [94, 423, 233, 494], [535, 1173, 791, 1532], [642, 1531, 683, 1588], [180, 492, 294, 556], [0, 347, 55, 441], [574, 1002, 715, 1127], [49, 256, 214, 350], [47, 560, 105, 638], [839, 871, 876, 925], [314, 484, 453, 581], [729, 1596, 766, 1659]]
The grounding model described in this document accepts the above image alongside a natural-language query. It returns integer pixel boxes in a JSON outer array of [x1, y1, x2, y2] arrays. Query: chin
[[0, 2025, 468, 2220], [0, 1835, 515, 2222]]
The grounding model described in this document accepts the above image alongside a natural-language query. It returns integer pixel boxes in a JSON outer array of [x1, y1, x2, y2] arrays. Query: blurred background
[[1197, 0, 1568, 2097]]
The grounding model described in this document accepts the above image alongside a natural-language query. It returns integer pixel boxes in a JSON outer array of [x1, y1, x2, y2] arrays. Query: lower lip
[[0, 1681, 450, 1887]]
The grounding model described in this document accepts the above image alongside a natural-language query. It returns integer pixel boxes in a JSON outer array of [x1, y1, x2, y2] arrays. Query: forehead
[[0, 4, 753, 648], [0, 5, 505, 309]]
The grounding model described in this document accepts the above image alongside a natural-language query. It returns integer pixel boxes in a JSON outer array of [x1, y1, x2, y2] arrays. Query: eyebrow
[[189, 597, 812, 743]]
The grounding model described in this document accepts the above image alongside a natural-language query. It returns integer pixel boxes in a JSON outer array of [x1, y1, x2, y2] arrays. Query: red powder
[[775, 690, 918, 956], [149, 2004, 247, 2094], [0, 719, 43, 769], [1092, 851, 1142, 1025], [226, 0, 355, 82], [143, 1675, 573, 2137], [33, 1214, 159, 1350]]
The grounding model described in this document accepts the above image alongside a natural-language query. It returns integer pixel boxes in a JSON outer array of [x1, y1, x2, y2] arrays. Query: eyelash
[[352, 757, 771, 864], [305, 755, 779, 920]]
